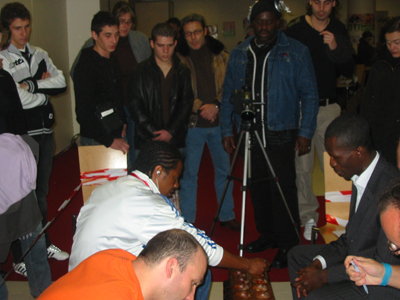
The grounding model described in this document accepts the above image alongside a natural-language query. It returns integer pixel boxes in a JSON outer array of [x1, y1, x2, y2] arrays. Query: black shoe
[[271, 248, 290, 269], [244, 238, 278, 253], [220, 219, 241, 231]]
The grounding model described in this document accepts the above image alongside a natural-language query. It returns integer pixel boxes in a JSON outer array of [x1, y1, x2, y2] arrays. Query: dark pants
[[124, 106, 136, 167], [288, 245, 368, 299], [249, 134, 300, 248], [31, 134, 54, 248]]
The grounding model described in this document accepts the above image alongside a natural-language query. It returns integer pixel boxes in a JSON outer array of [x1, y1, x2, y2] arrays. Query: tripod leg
[[209, 131, 245, 237], [253, 131, 302, 244], [239, 131, 251, 257]]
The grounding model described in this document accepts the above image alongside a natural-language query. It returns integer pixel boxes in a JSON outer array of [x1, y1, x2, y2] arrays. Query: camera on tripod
[[231, 86, 254, 121]]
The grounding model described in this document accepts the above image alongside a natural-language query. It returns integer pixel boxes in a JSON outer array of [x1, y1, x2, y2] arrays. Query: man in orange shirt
[[38, 229, 207, 300]]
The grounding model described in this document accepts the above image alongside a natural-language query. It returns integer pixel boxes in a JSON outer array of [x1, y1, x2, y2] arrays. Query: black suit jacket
[[319, 155, 400, 297]]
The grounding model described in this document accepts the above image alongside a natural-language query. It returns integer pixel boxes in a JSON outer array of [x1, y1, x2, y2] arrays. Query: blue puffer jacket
[[221, 31, 318, 140]]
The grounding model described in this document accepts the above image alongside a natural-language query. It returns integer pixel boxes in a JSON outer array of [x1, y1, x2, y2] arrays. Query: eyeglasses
[[119, 19, 133, 26], [387, 240, 400, 256], [184, 29, 203, 37]]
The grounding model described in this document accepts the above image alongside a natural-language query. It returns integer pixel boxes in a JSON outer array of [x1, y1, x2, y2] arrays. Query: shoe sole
[[48, 255, 69, 261]]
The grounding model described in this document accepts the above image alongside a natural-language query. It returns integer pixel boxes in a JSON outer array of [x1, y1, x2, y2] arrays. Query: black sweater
[[287, 16, 354, 99], [73, 48, 125, 147]]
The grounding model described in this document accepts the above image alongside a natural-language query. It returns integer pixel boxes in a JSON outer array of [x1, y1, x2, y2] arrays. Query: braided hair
[[128, 141, 182, 178]]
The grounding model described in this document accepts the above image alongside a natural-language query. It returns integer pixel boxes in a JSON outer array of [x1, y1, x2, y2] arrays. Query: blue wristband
[[380, 263, 393, 286]]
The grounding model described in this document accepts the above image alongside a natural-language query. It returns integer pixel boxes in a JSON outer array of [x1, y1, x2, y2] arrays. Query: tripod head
[[231, 85, 268, 132], [232, 85, 254, 122]]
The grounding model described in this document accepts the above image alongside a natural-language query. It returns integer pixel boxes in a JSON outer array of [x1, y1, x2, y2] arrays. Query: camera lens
[[241, 108, 254, 121]]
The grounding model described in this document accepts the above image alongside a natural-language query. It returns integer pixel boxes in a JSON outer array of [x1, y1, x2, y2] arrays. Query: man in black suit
[[288, 114, 400, 299]]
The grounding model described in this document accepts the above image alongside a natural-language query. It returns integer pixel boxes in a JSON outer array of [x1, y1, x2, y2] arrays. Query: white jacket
[[0, 43, 66, 109], [69, 171, 224, 270]]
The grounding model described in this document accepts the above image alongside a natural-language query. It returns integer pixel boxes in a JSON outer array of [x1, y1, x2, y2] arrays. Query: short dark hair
[[139, 229, 206, 272], [325, 113, 374, 152], [91, 11, 119, 36], [306, 0, 339, 18], [167, 17, 180, 27], [151, 22, 176, 41], [1, 2, 30, 30], [181, 13, 206, 30], [128, 141, 182, 178], [378, 178, 400, 213], [112, 1, 135, 24]]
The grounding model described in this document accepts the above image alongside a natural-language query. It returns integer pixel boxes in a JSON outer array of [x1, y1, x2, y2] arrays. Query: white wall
[[32, 0, 72, 154], [66, 0, 100, 142]]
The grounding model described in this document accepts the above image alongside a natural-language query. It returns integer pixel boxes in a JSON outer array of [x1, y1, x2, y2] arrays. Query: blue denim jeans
[[0, 277, 7, 300], [31, 134, 54, 248], [123, 106, 136, 167], [20, 224, 52, 298], [195, 268, 211, 300], [180, 126, 235, 223]]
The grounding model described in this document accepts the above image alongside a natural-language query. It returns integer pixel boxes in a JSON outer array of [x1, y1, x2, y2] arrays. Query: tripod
[[209, 120, 302, 256]]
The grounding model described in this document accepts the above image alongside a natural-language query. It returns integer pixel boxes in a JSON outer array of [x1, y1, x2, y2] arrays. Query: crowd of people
[[1, 0, 400, 299]]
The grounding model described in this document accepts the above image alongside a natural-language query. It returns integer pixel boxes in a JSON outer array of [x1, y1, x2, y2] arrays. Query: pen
[[352, 259, 369, 294]]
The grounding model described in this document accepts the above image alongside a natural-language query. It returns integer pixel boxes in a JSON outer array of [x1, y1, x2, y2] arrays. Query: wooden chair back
[[78, 145, 127, 203]]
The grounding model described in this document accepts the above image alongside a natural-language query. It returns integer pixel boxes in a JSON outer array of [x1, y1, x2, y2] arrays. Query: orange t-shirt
[[38, 249, 144, 300]]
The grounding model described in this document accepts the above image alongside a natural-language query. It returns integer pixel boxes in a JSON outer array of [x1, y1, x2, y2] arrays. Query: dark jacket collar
[[178, 35, 225, 57]]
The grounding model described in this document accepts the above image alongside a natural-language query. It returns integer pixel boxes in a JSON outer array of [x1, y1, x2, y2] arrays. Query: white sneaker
[[13, 262, 27, 277], [47, 244, 69, 261], [303, 218, 317, 241]]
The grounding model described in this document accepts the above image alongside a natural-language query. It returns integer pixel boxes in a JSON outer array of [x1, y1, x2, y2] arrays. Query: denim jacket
[[221, 31, 318, 140]]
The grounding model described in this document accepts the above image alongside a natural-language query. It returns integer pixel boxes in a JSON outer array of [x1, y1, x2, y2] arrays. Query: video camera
[[231, 86, 255, 121]]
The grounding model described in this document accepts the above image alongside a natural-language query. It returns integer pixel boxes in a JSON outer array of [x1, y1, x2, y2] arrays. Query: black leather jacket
[[128, 53, 193, 149]]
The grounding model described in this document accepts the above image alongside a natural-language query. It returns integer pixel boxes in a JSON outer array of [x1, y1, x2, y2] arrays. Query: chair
[[78, 145, 127, 203], [315, 152, 352, 244]]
